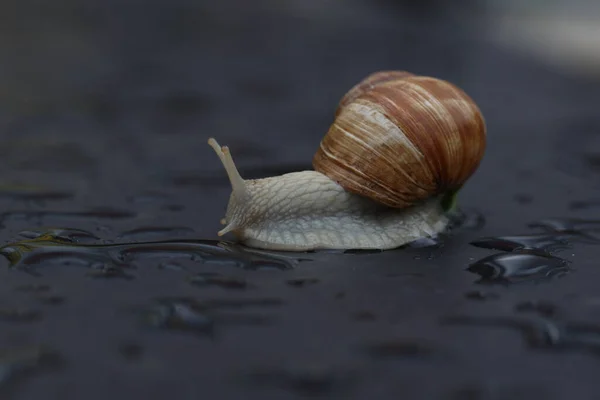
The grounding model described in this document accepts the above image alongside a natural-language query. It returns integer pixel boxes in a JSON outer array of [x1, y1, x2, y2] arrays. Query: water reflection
[[0, 228, 302, 276]]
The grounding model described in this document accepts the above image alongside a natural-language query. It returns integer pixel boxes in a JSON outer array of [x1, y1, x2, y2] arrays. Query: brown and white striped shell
[[312, 70, 486, 208]]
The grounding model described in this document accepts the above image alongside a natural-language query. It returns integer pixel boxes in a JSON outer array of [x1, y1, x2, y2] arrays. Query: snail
[[208, 70, 486, 251]]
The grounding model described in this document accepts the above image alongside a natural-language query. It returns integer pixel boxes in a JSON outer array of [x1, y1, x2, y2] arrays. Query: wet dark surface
[[0, 0, 600, 399]]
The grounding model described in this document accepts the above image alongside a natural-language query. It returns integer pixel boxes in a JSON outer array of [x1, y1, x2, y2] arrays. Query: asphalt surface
[[0, 1, 599, 399]]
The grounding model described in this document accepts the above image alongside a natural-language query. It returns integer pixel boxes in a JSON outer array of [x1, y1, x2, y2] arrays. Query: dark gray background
[[0, 1, 598, 399]]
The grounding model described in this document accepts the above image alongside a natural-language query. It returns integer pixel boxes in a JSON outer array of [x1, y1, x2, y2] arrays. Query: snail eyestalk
[[208, 138, 250, 203], [208, 138, 249, 237]]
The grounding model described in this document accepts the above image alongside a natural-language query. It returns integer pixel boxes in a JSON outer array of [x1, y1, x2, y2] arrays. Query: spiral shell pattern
[[313, 71, 486, 208]]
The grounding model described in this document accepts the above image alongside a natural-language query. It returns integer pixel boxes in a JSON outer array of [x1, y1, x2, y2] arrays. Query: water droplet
[[18, 228, 99, 243], [138, 299, 215, 337], [407, 237, 442, 248], [467, 251, 569, 284], [529, 218, 600, 244], [469, 216, 600, 287], [0, 230, 300, 275], [471, 234, 571, 253], [133, 297, 282, 337]]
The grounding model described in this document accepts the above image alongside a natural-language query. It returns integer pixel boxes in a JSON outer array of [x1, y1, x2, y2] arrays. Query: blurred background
[[0, 1, 599, 399], [0, 0, 597, 223]]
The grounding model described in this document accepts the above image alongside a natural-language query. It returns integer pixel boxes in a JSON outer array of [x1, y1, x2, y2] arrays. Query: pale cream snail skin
[[208, 71, 486, 251]]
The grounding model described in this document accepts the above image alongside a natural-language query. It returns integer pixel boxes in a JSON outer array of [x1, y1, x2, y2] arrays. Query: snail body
[[209, 71, 486, 251]]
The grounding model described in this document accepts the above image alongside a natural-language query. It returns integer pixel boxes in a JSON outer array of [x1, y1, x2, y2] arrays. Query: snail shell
[[313, 70, 486, 208]]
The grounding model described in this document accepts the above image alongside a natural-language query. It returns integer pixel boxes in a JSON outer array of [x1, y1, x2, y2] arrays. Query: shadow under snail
[[208, 70, 486, 251]]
